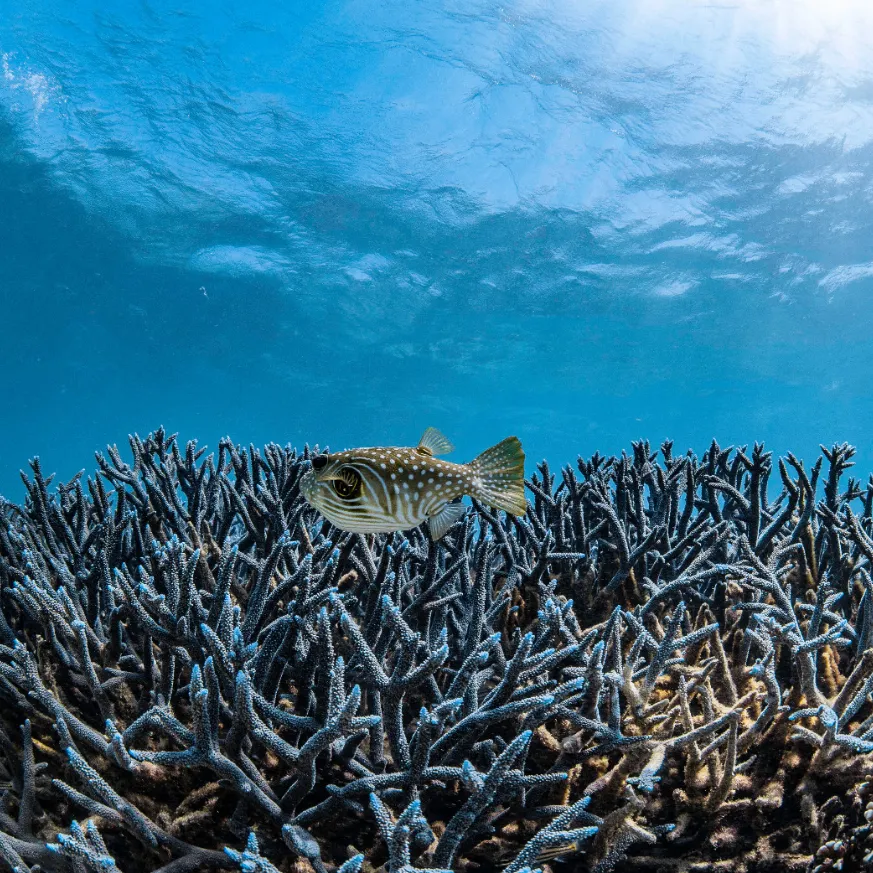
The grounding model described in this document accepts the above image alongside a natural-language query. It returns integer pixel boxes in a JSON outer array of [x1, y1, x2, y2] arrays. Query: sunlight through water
[[2, 0, 873, 496]]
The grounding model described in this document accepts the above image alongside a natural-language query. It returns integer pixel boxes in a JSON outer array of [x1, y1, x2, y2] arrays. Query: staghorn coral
[[0, 432, 872, 872], [809, 773, 873, 872]]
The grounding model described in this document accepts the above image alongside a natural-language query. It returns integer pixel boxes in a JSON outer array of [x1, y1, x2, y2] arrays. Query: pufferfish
[[299, 427, 526, 540]]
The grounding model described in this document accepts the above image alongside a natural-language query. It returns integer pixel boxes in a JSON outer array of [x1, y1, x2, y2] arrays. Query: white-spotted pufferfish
[[299, 428, 526, 539]]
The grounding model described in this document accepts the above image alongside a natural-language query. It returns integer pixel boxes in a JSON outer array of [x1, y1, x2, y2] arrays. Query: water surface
[[2, 0, 873, 496]]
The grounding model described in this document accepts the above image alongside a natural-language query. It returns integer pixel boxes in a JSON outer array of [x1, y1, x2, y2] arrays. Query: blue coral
[[0, 433, 871, 869]]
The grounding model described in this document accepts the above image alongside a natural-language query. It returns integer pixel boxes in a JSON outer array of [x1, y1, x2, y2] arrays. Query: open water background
[[2, 0, 873, 498]]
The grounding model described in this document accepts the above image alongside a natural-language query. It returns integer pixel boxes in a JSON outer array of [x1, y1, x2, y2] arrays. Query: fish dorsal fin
[[417, 427, 455, 457], [428, 501, 467, 540]]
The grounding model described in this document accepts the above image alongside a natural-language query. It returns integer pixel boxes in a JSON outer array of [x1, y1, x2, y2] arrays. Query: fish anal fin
[[417, 427, 455, 457], [428, 501, 467, 540]]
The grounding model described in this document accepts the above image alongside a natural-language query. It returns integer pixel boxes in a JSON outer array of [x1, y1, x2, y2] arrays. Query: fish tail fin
[[468, 436, 526, 516]]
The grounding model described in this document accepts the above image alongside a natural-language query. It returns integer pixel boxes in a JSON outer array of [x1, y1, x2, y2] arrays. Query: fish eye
[[311, 454, 329, 471], [333, 467, 362, 500]]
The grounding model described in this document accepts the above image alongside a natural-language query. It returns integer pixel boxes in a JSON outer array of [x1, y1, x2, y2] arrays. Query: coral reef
[[1, 431, 873, 872]]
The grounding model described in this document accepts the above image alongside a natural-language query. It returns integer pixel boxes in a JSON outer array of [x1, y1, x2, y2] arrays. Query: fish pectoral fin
[[417, 427, 455, 457], [428, 501, 467, 540]]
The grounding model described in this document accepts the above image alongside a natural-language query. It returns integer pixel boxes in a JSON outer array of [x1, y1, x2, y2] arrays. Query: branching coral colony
[[2, 433, 873, 872]]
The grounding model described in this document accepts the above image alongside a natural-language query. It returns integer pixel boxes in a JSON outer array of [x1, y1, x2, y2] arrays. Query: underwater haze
[[2, 0, 873, 497]]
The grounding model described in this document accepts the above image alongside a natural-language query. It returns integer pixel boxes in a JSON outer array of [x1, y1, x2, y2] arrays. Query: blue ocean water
[[2, 0, 873, 499]]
